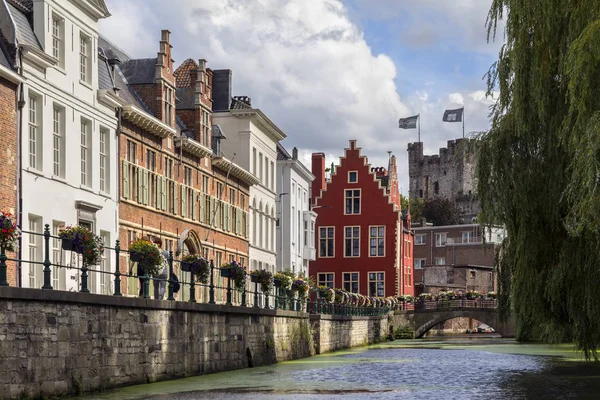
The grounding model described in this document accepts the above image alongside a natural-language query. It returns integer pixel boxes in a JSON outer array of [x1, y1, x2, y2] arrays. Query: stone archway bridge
[[392, 299, 516, 338]]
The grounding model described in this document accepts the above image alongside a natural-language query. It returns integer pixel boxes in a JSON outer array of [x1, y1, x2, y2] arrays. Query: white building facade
[[276, 145, 316, 276], [0, 0, 118, 292], [213, 96, 284, 274]]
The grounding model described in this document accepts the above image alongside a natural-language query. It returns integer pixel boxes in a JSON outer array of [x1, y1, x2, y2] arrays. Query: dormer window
[[51, 14, 64, 68], [79, 33, 91, 84]]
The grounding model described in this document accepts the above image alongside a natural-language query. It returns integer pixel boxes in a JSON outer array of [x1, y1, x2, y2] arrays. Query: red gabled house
[[310, 140, 414, 297]]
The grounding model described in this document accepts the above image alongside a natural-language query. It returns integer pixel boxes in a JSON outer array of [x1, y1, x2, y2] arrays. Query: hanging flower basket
[[249, 269, 273, 294], [292, 278, 309, 298], [0, 212, 20, 252], [317, 285, 334, 303], [58, 225, 103, 265], [221, 261, 246, 290], [181, 254, 210, 284], [273, 272, 292, 290], [128, 238, 164, 276]]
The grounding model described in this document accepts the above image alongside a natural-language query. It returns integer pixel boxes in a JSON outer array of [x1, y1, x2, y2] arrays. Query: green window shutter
[[156, 175, 162, 210], [173, 182, 178, 215], [245, 212, 249, 239], [137, 167, 142, 203], [200, 194, 205, 224], [122, 161, 129, 199], [210, 197, 215, 227], [161, 178, 167, 211], [236, 209, 241, 235], [143, 170, 149, 205], [224, 204, 229, 232], [192, 191, 198, 221], [181, 185, 187, 218]]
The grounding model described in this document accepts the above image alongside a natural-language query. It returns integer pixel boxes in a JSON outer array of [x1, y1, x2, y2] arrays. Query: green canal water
[[73, 336, 600, 399]]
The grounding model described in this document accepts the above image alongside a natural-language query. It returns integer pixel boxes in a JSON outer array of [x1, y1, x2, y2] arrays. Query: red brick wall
[[310, 140, 404, 297], [0, 77, 18, 286]]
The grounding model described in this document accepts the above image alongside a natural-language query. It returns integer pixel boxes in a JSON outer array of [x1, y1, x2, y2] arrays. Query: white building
[[212, 89, 284, 274], [0, 0, 118, 292], [276, 144, 316, 276]]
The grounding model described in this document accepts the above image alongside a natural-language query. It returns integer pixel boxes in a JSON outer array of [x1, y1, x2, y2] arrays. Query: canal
[[73, 336, 600, 399]]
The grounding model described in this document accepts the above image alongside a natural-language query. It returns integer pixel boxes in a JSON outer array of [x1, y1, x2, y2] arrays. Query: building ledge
[[122, 104, 175, 139], [22, 45, 57, 70], [174, 137, 212, 158], [212, 156, 260, 186]]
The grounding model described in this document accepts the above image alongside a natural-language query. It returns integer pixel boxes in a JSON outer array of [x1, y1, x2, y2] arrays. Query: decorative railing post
[[273, 280, 281, 310], [42, 224, 53, 290], [189, 274, 196, 303], [281, 287, 287, 310], [113, 240, 122, 296], [80, 263, 89, 293], [167, 251, 175, 301], [208, 260, 215, 304], [265, 290, 270, 309], [288, 292, 295, 311], [225, 274, 232, 306], [241, 279, 247, 307], [253, 281, 259, 308], [143, 273, 150, 299], [0, 246, 8, 287]]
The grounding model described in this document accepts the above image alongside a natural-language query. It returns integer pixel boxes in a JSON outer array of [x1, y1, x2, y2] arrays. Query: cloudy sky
[[100, 0, 504, 191]]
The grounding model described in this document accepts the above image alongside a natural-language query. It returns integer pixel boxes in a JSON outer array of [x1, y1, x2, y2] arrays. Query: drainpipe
[[16, 46, 24, 287]]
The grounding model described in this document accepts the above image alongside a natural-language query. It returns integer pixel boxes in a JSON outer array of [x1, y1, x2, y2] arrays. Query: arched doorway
[[177, 229, 206, 302]]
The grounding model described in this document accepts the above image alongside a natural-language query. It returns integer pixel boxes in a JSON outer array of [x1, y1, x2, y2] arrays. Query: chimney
[[311, 153, 326, 204], [292, 147, 298, 160], [212, 69, 232, 112]]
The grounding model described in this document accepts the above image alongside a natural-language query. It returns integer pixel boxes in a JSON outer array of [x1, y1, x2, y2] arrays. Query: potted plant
[[317, 285, 334, 303], [292, 278, 309, 298], [181, 254, 210, 284], [250, 269, 273, 294], [273, 272, 292, 291], [128, 238, 164, 276], [58, 225, 104, 266], [220, 260, 246, 290], [0, 212, 20, 252]]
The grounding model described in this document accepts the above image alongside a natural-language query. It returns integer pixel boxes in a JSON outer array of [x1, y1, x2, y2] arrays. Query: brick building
[[99, 31, 256, 298], [0, 44, 21, 286], [412, 222, 505, 295], [309, 140, 414, 297], [407, 139, 479, 222]]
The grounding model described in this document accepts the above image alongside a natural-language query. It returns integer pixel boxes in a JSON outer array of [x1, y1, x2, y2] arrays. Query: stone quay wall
[[0, 287, 387, 399]]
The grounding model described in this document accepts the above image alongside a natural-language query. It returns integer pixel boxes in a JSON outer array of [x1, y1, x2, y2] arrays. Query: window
[[317, 273, 334, 288], [52, 105, 65, 178], [368, 272, 385, 297], [343, 272, 359, 293], [415, 234, 426, 245], [369, 226, 385, 257], [264, 159, 268, 188], [259, 153, 263, 184], [165, 157, 173, 179], [414, 259, 426, 269], [462, 231, 474, 244], [79, 33, 91, 83], [51, 221, 65, 290], [202, 175, 210, 192], [126, 140, 137, 162], [28, 215, 43, 288], [164, 86, 174, 126], [345, 189, 361, 214], [99, 128, 110, 193], [80, 119, 92, 187], [405, 240, 411, 258], [184, 166, 192, 186], [348, 171, 358, 183], [435, 232, 447, 247], [99, 231, 111, 295], [434, 257, 445, 265], [469, 270, 476, 279], [344, 226, 360, 257], [229, 188, 236, 205], [201, 109, 210, 147], [252, 147, 257, 176], [28, 94, 41, 170], [433, 181, 439, 195], [319, 227, 334, 258], [147, 150, 156, 172], [216, 182, 223, 198], [51, 14, 64, 67]]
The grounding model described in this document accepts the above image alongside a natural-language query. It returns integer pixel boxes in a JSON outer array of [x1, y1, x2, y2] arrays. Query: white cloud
[[100, 0, 498, 192]]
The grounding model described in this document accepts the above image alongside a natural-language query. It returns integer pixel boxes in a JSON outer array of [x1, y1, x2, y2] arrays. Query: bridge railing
[[0, 226, 388, 316], [395, 298, 497, 311]]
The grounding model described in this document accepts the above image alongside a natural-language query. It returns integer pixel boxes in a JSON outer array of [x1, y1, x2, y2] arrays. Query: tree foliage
[[422, 198, 461, 226], [479, 0, 600, 359]]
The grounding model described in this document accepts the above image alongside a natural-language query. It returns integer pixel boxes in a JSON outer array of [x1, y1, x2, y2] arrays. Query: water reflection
[[74, 337, 600, 400]]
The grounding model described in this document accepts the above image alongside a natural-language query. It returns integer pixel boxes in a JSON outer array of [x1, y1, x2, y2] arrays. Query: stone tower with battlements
[[407, 138, 479, 222]]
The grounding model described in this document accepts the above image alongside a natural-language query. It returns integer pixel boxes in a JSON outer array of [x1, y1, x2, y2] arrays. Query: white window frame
[[369, 225, 385, 257], [319, 226, 335, 258], [52, 104, 65, 178], [344, 226, 360, 258], [28, 215, 43, 289], [99, 127, 110, 193], [51, 13, 64, 68], [414, 258, 426, 269], [344, 188, 361, 215], [80, 119, 92, 187], [368, 272, 385, 297], [79, 33, 91, 84], [435, 232, 447, 247], [28, 93, 42, 170], [317, 272, 334, 288], [99, 231, 111, 295], [51, 220, 66, 290], [415, 233, 426, 245], [434, 257, 446, 265], [348, 170, 358, 183], [343, 272, 359, 293], [462, 231, 474, 244]]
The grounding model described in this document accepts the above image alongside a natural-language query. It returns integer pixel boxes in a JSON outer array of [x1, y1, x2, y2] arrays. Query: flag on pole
[[399, 115, 419, 129], [442, 108, 464, 122]]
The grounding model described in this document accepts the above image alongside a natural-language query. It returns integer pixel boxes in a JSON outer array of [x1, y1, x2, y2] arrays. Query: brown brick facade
[[0, 77, 18, 286]]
